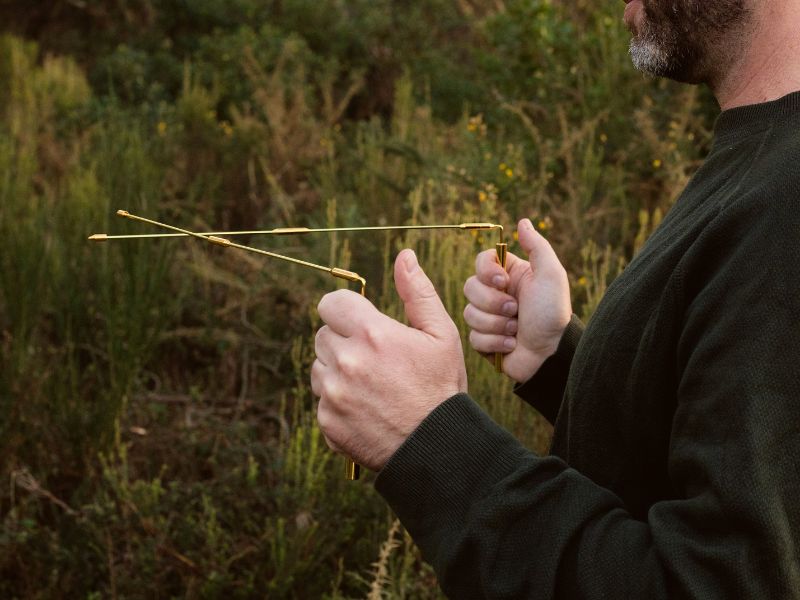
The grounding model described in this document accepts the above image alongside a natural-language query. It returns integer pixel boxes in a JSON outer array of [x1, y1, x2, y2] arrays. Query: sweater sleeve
[[512, 314, 583, 425], [374, 194, 800, 599]]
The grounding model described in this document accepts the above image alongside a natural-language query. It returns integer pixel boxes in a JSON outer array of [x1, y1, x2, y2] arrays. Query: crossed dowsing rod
[[90, 210, 509, 481]]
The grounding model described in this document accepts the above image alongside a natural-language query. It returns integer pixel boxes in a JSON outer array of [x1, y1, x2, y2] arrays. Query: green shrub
[[0, 0, 716, 594]]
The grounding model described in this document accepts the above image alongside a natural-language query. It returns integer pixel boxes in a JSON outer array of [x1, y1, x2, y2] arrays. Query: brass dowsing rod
[[88, 222, 504, 241], [90, 222, 510, 372], [111, 209, 363, 482]]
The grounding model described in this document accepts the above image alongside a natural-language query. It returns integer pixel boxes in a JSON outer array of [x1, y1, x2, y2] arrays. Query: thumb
[[394, 249, 453, 337], [517, 218, 559, 272]]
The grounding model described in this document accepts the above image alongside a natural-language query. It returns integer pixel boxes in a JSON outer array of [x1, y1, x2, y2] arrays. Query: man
[[311, 0, 800, 597]]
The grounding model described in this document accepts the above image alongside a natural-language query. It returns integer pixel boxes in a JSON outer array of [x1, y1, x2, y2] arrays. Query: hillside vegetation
[[0, 1, 715, 597]]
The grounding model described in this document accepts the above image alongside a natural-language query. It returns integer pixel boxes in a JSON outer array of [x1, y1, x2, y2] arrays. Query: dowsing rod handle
[[331, 271, 367, 482], [494, 242, 509, 373]]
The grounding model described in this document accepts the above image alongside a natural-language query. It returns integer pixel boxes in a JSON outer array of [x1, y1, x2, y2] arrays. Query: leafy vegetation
[[0, 1, 715, 597]]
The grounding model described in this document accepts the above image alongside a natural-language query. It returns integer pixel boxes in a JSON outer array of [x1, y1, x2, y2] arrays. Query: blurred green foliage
[[0, 1, 715, 597]]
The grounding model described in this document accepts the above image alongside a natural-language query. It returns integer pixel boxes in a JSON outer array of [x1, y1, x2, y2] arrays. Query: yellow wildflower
[[652, 159, 663, 169], [478, 191, 488, 203], [513, 231, 519, 242], [156, 121, 167, 136], [600, 133, 608, 144], [499, 163, 507, 172], [505, 168, 514, 178], [467, 114, 486, 135], [578, 276, 588, 286]]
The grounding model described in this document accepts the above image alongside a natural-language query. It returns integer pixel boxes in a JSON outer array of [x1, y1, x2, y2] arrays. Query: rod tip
[[88, 233, 108, 242], [116, 209, 130, 217]]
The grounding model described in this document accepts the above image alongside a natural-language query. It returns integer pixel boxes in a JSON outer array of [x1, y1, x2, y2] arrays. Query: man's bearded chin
[[629, 0, 750, 85]]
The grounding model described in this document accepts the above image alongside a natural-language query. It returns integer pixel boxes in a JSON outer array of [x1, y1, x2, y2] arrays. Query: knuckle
[[463, 303, 476, 324], [475, 251, 485, 271], [314, 325, 327, 349], [317, 292, 333, 314], [485, 315, 502, 334], [322, 433, 339, 452], [336, 351, 361, 377], [317, 400, 332, 431], [476, 249, 493, 270], [446, 322, 462, 346], [414, 279, 438, 302], [310, 362, 321, 394], [469, 329, 481, 350], [476, 257, 494, 279], [463, 275, 477, 298], [318, 289, 350, 318], [362, 323, 384, 349], [317, 374, 342, 405], [473, 331, 501, 352], [326, 379, 342, 403], [493, 293, 512, 314]]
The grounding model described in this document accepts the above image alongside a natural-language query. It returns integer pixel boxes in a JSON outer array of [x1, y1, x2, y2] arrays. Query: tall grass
[[0, 0, 714, 595]]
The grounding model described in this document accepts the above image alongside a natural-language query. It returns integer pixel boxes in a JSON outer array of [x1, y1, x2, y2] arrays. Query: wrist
[[514, 321, 571, 383]]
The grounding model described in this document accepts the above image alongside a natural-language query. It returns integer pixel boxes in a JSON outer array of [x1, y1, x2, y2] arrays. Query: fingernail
[[492, 275, 505, 288], [504, 337, 517, 350], [505, 320, 518, 335], [502, 301, 517, 316], [404, 250, 419, 273]]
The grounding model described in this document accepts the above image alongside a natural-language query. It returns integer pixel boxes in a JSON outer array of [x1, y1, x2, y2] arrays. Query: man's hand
[[464, 218, 572, 383], [311, 249, 467, 472]]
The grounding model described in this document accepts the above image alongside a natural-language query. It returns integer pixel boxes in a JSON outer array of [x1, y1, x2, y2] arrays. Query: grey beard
[[628, 13, 686, 80], [629, 37, 673, 77], [627, 0, 751, 85]]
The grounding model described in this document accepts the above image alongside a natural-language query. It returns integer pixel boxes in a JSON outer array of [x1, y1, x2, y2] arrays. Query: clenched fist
[[311, 249, 467, 472], [463, 218, 572, 383]]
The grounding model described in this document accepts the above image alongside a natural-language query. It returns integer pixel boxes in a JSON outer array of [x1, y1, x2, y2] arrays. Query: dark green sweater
[[375, 91, 800, 599]]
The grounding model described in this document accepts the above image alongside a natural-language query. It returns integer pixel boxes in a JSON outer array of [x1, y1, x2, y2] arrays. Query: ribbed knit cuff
[[513, 314, 584, 424], [375, 393, 529, 530]]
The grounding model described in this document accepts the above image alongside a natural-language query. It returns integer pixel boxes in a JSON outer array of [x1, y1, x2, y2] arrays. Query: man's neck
[[714, 3, 800, 111]]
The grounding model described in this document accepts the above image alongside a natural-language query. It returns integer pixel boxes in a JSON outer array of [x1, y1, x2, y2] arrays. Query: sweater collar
[[713, 89, 800, 144]]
